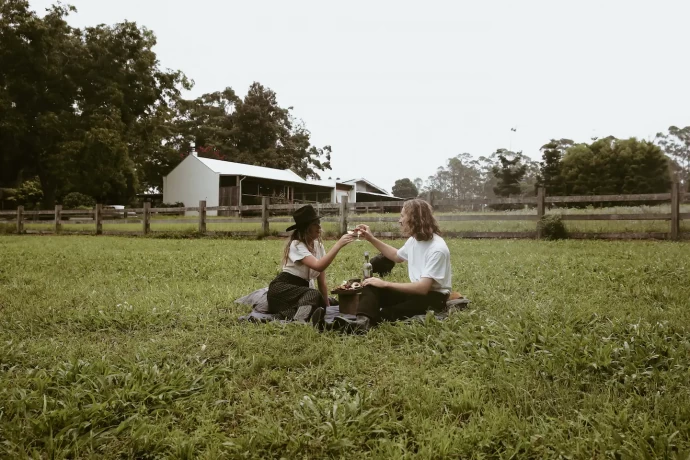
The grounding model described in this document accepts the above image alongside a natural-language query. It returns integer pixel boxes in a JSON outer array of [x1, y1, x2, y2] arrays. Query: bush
[[538, 214, 568, 240], [159, 202, 184, 208], [63, 192, 96, 209], [16, 179, 43, 209]]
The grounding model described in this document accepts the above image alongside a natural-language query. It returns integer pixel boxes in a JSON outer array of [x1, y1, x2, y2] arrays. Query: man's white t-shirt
[[396, 234, 452, 294], [282, 240, 326, 286]]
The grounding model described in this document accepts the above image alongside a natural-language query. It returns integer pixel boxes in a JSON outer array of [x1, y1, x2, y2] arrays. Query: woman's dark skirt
[[267, 272, 326, 321]]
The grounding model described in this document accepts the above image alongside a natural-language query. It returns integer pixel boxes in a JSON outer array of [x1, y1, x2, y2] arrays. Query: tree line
[[392, 132, 689, 202], [0, 1, 332, 209]]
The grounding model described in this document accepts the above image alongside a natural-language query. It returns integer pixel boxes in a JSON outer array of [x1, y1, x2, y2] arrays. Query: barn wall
[[163, 156, 219, 216]]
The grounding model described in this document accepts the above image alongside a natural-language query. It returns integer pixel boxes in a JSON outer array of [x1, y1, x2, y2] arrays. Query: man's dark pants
[[355, 285, 448, 324]]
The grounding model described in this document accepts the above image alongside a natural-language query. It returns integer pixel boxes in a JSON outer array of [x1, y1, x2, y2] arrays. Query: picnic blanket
[[236, 287, 470, 324]]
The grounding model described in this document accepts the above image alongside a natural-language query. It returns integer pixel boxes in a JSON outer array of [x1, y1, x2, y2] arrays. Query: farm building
[[162, 154, 402, 215]]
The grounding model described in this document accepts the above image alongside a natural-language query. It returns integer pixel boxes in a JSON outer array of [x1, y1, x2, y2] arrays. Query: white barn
[[162, 155, 401, 215]]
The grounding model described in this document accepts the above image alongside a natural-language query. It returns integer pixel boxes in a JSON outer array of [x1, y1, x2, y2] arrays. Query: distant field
[[9, 204, 690, 235], [1, 236, 690, 458]]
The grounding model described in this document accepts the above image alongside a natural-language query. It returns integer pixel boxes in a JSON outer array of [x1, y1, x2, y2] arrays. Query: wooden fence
[[1, 186, 689, 240]]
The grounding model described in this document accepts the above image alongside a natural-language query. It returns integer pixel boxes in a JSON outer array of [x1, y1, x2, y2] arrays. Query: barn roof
[[197, 157, 307, 185]]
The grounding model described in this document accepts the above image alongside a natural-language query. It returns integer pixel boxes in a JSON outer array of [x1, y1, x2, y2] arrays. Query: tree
[[537, 139, 573, 196], [656, 126, 690, 190], [176, 83, 333, 179], [15, 178, 43, 210], [561, 137, 671, 196], [0, 1, 190, 206], [392, 178, 419, 199], [491, 149, 527, 197]]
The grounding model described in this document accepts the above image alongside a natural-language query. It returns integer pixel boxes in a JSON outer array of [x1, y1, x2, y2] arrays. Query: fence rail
[[2, 187, 689, 240]]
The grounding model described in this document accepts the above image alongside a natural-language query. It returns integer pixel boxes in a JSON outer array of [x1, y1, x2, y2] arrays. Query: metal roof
[[196, 157, 307, 185], [341, 178, 390, 195], [356, 190, 404, 200]]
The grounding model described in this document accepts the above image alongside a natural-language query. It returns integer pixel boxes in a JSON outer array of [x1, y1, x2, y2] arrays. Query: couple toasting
[[267, 199, 452, 333]]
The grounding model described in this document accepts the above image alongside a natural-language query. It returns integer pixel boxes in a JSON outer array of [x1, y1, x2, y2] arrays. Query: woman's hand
[[355, 224, 374, 241], [362, 277, 387, 288], [336, 233, 356, 248]]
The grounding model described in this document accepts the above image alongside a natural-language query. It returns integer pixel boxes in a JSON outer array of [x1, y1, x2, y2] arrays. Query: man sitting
[[334, 199, 452, 333]]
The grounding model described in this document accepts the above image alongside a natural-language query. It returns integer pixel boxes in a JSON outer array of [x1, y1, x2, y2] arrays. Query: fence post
[[198, 200, 206, 234], [339, 196, 349, 235], [95, 204, 103, 235], [17, 205, 24, 234], [55, 204, 62, 234], [671, 180, 680, 241], [536, 187, 545, 239], [143, 202, 151, 235], [261, 197, 269, 235]]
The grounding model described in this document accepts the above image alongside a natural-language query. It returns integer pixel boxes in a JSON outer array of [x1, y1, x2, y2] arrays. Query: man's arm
[[362, 277, 434, 295], [355, 224, 405, 263], [317, 271, 330, 306]]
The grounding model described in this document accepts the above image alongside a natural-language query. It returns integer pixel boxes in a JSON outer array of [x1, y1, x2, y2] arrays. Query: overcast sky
[[31, 0, 690, 193]]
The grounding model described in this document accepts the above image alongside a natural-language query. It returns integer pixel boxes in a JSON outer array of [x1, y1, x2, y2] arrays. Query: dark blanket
[[236, 287, 470, 324]]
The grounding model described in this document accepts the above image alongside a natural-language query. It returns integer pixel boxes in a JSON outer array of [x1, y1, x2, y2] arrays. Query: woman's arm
[[317, 271, 329, 306], [299, 234, 355, 273]]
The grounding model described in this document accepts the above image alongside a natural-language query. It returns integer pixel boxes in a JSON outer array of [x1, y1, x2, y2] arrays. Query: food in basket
[[333, 279, 363, 293]]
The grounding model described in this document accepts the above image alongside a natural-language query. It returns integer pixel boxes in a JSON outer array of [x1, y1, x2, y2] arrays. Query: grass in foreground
[[1, 236, 690, 458]]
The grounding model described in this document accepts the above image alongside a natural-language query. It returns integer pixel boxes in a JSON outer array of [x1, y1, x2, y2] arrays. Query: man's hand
[[362, 277, 387, 288], [355, 224, 374, 242]]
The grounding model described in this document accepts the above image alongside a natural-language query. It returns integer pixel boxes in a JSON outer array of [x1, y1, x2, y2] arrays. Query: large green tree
[[537, 139, 573, 196], [561, 137, 671, 196], [0, 1, 190, 206], [176, 83, 332, 180], [391, 178, 418, 199], [491, 149, 527, 197]]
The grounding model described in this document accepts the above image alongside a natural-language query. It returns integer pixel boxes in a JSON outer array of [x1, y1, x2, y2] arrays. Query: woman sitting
[[267, 204, 354, 325]]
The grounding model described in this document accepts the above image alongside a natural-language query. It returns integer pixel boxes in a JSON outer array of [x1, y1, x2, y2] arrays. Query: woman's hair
[[282, 224, 321, 264], [400, 199, 441, 241]]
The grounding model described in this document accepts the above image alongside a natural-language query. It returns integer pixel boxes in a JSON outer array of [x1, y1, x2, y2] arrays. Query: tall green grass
[[1, 236, 689, 458]]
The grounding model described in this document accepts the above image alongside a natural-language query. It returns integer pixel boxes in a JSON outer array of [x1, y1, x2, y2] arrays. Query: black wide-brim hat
[[286, 204, 320, 231]]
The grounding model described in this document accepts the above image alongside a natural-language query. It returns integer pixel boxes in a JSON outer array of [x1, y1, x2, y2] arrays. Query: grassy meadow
[[1, 235, 690, 458]]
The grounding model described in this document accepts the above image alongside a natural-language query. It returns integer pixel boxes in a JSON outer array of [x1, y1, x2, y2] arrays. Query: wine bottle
[[363, 251, 373, 279]]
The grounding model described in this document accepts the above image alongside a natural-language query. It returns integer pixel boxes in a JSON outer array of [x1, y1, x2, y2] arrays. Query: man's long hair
[[282, 226, 320, 265], [401, 199, 441, 241]]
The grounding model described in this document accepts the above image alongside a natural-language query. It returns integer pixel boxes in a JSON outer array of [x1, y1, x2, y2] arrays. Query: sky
[[31, 0, 690, 193]]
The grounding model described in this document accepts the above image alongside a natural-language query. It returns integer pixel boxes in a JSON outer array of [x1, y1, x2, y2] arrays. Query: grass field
[[8, 203, 690, 235], [1, 236, 690, 458]]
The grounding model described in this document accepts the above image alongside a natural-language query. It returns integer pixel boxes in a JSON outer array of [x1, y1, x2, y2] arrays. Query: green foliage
[[391, 178, 418, 198], [656, 125, 690, 190], [537, 139, 573, 196], [176, 83, 332, 180], [62, 192, 96, 209], [0, 188, 18, 208], [537, 214, 568, 240], [15, 178, 43, 209], [0, 1, 190, 206], [561, 137, 671, 200], [492, 149, 527, 198], [1, 237, 690, 457]]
